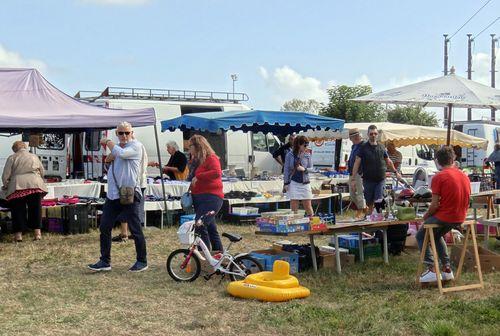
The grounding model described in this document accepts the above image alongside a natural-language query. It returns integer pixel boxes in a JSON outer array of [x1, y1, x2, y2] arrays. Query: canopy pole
[[153, 124, 168, 218], [446, 103, 453, 146]]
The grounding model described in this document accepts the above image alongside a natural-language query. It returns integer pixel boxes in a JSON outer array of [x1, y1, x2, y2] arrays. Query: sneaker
[[129, 261, 148, 272], [441, 267, 455, 281], [88, 260, 111, 272], [111, 234, 128, 243], [419, 269, 437, 283]]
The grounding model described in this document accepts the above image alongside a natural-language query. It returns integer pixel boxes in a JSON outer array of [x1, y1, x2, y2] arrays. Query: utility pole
[[491, 34, 497, 121], [231, 74, 238, 102], [443, 34, 450, 126], [467, 34, 473, 120]]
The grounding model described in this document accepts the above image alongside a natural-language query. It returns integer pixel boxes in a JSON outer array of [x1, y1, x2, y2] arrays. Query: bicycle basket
[[177, 220, 195, 245]]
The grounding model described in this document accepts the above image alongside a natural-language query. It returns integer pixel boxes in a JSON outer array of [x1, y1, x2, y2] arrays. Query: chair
[[416, 220, 484, 294]]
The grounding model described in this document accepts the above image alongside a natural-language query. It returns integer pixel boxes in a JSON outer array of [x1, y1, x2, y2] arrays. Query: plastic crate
[[348, 244, 382, 261], [47, 218, 64, 233], [335, 234, 378, 249], [249, 249, 299, 274], [180, 214, 196, 226]]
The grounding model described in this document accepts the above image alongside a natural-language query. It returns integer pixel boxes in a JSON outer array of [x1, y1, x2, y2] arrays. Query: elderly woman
[[283, 135, 314, 216], [150, 141, 188, 180], [2, 141, 47, 242]]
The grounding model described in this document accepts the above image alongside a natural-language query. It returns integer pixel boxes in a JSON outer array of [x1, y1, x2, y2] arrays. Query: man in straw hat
[[347, 128, 366, 219]]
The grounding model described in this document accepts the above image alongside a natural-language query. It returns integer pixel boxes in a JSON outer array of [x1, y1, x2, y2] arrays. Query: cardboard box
[[450, 245, 500, 273], [405, 235, 418, 249], [320, 252, 355, 270]]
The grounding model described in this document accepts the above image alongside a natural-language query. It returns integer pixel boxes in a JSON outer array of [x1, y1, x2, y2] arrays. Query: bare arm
[[385, 157, 402, 179]]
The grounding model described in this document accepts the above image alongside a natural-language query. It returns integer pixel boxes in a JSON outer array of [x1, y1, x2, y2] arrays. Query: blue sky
[[0, 0, 498, 122]]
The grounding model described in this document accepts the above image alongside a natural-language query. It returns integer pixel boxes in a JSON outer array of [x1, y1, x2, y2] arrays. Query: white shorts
[[287, 180, 313, 200]]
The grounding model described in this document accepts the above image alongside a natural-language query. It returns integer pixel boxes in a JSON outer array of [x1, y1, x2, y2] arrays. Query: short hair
[[12, 141, 27, 153], [495, 143, 500, 151], [117, 121, 132, 130], [435, 146, 455, 166], [368, 125, 378, 133], [166, 141, 179, 151]]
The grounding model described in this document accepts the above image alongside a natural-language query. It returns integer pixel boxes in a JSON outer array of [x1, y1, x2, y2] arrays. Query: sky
[[0, 0, 499, 123]]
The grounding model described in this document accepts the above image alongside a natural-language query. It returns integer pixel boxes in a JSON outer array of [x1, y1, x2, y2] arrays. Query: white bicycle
[[166, 211, 263, 282]]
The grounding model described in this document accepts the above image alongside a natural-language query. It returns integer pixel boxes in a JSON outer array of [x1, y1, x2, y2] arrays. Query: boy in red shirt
[[417, 146, 471, 283]]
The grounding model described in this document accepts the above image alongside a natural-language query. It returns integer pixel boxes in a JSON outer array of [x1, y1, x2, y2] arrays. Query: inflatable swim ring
[[227, 260, 310, 302]]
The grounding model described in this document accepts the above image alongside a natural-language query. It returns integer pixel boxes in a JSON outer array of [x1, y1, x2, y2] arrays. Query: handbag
[[112, 161, 136, 205], [181, 191, 193, 210]]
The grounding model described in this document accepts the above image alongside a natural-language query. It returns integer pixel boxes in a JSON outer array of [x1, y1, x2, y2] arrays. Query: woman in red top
[[188, 135, 224, 252]]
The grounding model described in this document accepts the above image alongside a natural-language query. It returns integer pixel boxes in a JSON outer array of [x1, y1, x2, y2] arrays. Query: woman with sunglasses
[[283, 135, 314, 216]]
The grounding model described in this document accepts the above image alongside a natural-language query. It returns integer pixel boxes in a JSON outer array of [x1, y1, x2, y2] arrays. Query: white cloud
[[79, 0, 150, 5], [472, 52, 496, 86], [258, 65, 328, 105], [0, 44, 47, 72], [355, 74, 371, 86]]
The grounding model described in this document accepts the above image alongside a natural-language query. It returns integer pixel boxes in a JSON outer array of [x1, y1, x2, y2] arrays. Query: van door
[[252, 132, 281, 175]]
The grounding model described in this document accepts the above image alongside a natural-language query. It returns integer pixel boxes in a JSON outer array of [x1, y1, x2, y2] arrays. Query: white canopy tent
[[351, 70, 500, 145]]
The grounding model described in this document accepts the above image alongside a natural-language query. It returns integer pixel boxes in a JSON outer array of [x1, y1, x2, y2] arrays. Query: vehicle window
[[38, 133, 65, 150], [266, 134, 279, 153], [416, 145, 435, 161], [85, 131, 101, 151], [252, 133, 267, 152]]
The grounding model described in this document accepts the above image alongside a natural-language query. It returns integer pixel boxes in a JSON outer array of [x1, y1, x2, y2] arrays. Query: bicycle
[[166, 211, 263, 282]]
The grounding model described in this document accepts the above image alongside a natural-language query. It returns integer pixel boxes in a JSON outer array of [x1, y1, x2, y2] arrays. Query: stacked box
[[249, 249, 299, 274], [331, 234, 382, 261], [256, 213, 310, 233]]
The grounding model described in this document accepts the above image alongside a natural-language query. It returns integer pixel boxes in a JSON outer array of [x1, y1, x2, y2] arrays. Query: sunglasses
[[118, 131, 131, 136], [369, 132, 378, 136], [303, 142, 309, 147]]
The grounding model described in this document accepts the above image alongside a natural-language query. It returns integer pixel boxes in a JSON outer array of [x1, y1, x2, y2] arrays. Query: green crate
[[348, 244, 382, 261]]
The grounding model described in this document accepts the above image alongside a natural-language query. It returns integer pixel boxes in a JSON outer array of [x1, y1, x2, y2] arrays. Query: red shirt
[[191, 154, 224, 199], [432, 166, 470, 223]]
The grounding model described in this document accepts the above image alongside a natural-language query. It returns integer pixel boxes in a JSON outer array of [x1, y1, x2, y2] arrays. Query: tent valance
[[0, 68, 156, 131], [161, 110, 344, 135]]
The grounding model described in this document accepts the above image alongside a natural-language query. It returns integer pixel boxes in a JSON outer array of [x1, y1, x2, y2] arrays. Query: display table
[[45, 181, 102, 199], [470, 189, 500, 220], [143, 200, 182, 228]]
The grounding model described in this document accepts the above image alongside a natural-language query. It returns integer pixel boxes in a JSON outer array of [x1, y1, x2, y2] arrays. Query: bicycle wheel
[[166, 248, 201, 282], [229, 255, 264, 281]]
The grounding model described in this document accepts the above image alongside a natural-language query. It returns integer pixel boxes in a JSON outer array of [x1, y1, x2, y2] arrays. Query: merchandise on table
[[256, 212, 311, 233], [231, 206, 259, 215]]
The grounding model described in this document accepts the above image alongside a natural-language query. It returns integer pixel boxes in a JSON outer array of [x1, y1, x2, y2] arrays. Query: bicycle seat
[[222, 232, 242, 242]]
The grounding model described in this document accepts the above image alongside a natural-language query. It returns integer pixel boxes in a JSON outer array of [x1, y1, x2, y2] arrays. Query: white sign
[[309, 140, 335, 167]]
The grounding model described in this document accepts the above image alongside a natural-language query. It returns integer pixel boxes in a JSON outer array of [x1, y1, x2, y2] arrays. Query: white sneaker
[[441, 269, 455, 281], [419, 269, 438, 283]]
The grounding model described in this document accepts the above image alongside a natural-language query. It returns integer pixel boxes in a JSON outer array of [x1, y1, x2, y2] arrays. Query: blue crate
[[249, 249, 299, 274], [337, 234, 378, 249], [180, 214, 196, 226]]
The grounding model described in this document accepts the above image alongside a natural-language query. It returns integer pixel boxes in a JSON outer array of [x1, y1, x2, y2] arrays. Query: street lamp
[[231, 74, 238, 100]]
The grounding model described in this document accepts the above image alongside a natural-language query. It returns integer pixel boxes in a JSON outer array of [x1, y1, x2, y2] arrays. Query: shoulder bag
[[112, 161, 135, 205]]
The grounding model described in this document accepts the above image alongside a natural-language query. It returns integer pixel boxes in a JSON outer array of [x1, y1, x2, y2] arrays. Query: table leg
[[339, 192, 343, 215], [309, 235, 318, 272], [160, 211, 164, 229], [334, 233, 341, 274], [484, 222, 490, 248], [358, 232, 364, 263], [144, 211, 147, 228], [383, 229, 389, 264]]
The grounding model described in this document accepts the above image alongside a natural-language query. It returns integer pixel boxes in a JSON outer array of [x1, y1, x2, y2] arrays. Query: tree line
[[281, 85, 438, 127]]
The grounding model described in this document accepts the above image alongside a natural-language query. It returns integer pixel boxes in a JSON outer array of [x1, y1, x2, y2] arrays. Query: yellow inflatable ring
[[227, 260, 310, 302]]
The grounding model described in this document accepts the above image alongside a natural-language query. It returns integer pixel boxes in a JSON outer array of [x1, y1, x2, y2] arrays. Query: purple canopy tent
[[0, 68, 167, 209]]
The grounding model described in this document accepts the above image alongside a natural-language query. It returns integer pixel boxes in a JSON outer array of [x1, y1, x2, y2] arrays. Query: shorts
[[363, 180, 385, 205], [349, 174, 366, 209]]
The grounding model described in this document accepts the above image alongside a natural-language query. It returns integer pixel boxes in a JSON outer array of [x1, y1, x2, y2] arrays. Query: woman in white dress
[[283, 135, 314, 216]]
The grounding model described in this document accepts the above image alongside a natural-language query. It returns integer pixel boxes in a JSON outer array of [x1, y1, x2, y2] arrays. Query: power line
[[474, 16, 500, 39], [449, 0, 493, 40]]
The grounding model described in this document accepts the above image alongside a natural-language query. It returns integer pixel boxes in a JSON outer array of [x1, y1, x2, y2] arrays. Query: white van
[[453, 120, 499, 167], [0, 87, 282, 179]]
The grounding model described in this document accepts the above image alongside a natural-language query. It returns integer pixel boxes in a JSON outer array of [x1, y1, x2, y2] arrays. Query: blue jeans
[[99, 191, 147, 264], [192, 193, 223, 252], [416, 216, 459, 267]]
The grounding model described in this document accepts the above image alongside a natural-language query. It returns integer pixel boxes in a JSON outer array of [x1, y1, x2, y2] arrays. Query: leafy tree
[[281, 99, 323, 114], [387, 105, 439, 127], [320, 85, 386, 122]]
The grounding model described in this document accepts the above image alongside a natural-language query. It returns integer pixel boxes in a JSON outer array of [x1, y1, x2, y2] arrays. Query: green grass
[[0, 223, 499, 336]]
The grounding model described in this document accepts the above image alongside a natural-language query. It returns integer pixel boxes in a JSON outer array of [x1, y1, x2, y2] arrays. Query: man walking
[[351, 125, 401, 215], [347, 128, 366, 219], [417, 146, 470, 282], [88, 121, 148, 272]]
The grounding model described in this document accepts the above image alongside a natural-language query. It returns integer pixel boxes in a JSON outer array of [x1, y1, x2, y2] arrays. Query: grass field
[[0, 223, 499, 336]]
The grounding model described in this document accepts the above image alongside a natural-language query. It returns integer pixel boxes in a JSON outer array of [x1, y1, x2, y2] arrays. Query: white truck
[[0, 87, 282, 179], [453, 120, 500, 167]]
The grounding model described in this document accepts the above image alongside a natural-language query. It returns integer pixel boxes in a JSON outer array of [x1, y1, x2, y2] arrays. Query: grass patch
[[0, 221, 499, 336]]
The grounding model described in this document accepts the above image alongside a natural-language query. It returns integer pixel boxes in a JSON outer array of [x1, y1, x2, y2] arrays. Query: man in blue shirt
[[347, 128, 366, 219], [88, 121, 148, 273]]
